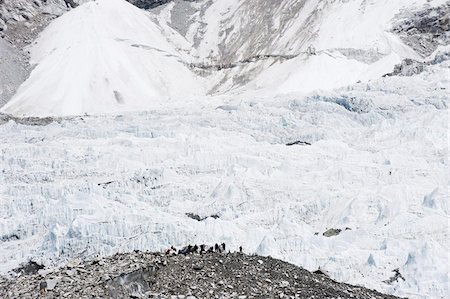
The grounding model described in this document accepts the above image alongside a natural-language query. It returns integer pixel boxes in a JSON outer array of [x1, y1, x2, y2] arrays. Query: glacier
[[1, 58, 449, 298], [0, 0, 449, 298]]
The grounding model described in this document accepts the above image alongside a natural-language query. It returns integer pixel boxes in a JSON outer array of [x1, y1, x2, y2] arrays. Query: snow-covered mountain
[[1, 0, 447, 116], [0, 0, 87, 106], [1, 0, 205, 116], [154, 0, 429, 94], [0, 0, 448, 298]]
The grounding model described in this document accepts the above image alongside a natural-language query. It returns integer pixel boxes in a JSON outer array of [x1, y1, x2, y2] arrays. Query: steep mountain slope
[[153, 0, 443, 94], [1, 0, 205, 116], [0, 39, 28, 107], [1, 0, 447, 116], [0, 0, 166, 111], [0, 0, 84, 109]]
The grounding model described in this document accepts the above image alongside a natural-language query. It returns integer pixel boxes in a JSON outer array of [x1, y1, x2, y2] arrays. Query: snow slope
[[1, 0, 205, 116], [1, 0, 447, 115], [154, 0, 443, 95]]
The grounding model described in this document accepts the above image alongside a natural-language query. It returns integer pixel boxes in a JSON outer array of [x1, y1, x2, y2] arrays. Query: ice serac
[[0, 0, 204, 117]]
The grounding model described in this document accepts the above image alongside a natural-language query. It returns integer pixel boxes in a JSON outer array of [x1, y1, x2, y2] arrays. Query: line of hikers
[[166, 243, 243, 256]]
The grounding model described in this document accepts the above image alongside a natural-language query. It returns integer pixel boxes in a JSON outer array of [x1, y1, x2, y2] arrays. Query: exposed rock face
[[128, 0, 172, 9], [384, 58, 427, 77], [0, 0, 83, 107], [392, 3, 450, 57], [12, 261, 45, 276], [323, 228, 342, 237], [0, 0, 71, 107], [0, 0, 182, 34], [64, 0, 79, 8], [128, 0, 200, 10], [384, 47, 450, 77], [0, 0, 67, 33], [0, 0, 174, 34], [0, 251, 400, 299], [0, 38, 29, 108]]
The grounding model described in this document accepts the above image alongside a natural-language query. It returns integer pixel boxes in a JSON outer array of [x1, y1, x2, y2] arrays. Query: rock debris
[[1, 250, 401, 299]]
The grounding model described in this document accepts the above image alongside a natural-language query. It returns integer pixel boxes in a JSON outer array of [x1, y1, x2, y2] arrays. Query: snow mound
[[0, 0, 204, 116]]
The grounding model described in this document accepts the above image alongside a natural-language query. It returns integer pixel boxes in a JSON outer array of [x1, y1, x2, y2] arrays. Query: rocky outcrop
[[0, 0, 175, 34], [0, 38, 29, 108], [0, 251, 400, 299], [186, 213, 220, 221], [323, 228, 342, 237], [0, 0, 75, 102], [384, 47, 450, 77], [0, 0, 179, 34], [383, 58, 427, 77], [64, 0, 79, 8], [392, 3, 450, 57], [0, 0, 67, 33], [128, 0, 172, 9]]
